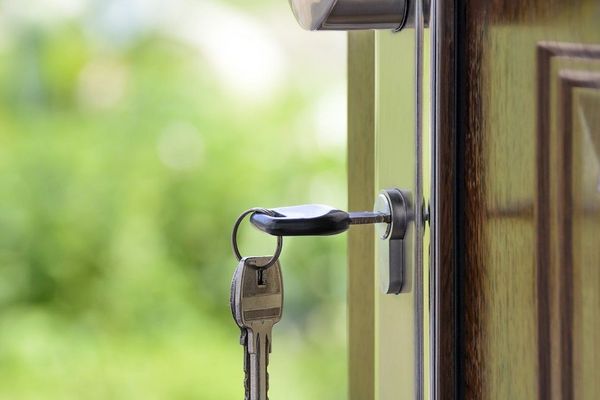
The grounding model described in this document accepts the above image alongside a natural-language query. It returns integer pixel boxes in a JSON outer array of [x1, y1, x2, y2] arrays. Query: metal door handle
[[289, 0, 410, 31]]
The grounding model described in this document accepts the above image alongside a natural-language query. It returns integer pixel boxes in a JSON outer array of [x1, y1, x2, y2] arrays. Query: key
[[231, 257, 283, 400], [230, 261, 251, 399], [249, 204, 391, 236], [231, 256, 284, 400]]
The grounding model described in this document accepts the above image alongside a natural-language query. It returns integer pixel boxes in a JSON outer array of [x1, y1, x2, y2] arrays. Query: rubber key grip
[[250, 205, 351, 236]]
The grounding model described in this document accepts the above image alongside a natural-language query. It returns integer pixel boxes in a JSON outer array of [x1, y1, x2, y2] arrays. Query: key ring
[[231, 208, 283, 269]]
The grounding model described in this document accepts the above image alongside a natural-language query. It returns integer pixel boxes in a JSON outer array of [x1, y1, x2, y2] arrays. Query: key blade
[[347, 210, 391, 225], [247, 327, 273, 400], [241, 329, 251, 400]]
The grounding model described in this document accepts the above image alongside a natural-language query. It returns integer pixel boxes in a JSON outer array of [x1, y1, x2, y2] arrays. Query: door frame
[[347, 0, 458, 398]]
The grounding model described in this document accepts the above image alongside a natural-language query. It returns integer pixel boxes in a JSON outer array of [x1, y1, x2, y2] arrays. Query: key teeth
[[239, 328, 247, 346], [266, 335, 270, 399], [267, 332, 272, 353], [240, 329, 250, 400]]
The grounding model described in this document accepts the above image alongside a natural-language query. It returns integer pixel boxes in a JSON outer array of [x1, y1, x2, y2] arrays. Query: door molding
[[348, 30, 376, 400]]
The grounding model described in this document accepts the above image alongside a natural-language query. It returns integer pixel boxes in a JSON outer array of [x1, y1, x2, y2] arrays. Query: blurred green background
[[0, 0, 347, 398]]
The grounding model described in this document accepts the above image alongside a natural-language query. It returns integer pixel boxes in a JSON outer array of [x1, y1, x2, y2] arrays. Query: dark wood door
[[444, 0, 600, 398]]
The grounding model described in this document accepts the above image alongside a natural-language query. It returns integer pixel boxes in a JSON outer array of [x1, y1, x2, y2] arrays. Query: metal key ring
[[231, 208, 283, 269]]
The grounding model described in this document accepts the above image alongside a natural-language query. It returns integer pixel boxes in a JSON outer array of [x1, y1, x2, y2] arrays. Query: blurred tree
[[0, 0, 347, 398]]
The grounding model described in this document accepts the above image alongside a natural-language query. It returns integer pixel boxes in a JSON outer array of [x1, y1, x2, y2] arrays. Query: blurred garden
[[0, 0, 347, 398]]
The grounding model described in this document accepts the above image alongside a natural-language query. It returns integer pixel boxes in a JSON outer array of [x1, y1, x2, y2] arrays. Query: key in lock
[[249, 188, 413, 294]]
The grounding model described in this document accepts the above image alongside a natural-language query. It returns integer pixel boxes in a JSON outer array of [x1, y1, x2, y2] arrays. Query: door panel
[[570, 84, 600, 400], [457, 1, 600, 398], [539, 46, 600, 399]]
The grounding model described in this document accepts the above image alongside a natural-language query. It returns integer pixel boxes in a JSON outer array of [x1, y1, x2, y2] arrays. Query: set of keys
[[229, 199, 404, 399], [229, 209, 284, 400]]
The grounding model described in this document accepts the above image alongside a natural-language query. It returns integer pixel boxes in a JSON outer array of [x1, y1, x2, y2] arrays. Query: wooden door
[[347, 0, 599, 399], [444, 0, 600, 399]]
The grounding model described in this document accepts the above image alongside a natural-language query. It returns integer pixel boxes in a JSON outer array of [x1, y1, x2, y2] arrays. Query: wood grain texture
[[456, 0, 600, 399], [347, 30, 375, 400]]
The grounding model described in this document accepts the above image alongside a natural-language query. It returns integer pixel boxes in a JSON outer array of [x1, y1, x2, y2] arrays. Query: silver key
[[231, 256, 283, 400]]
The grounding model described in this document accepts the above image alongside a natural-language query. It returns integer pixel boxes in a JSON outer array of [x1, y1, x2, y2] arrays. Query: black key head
[[250, 205, 351, 236]]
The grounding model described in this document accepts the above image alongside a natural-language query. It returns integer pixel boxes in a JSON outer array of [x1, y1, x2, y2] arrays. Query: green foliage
[[0, 2, 346, 398]]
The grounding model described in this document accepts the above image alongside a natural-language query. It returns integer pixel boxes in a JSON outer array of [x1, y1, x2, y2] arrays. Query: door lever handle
[[289, 0, 410, 31]]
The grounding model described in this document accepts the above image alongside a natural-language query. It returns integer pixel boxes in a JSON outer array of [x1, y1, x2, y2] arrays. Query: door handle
[[289, 0, 410, 31]]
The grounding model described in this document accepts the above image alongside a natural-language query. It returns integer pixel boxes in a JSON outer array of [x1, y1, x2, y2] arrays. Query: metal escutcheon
[[374, 188, 412, 294]]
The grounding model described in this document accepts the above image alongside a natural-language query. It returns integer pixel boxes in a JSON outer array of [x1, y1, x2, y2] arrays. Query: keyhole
[[257, 269, 266, 286]]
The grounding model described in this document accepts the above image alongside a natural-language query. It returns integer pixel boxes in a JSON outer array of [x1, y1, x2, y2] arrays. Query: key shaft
[[348, 211, 391, 225], [246, 325, 273, 400]]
